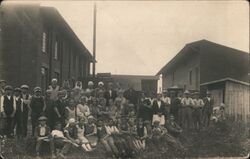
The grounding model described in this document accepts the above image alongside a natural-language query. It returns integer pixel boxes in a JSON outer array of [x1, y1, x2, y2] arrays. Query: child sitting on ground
[[76, 118, 93, 152], [84, 116, 98, 147], [51, 122, 72, 158], [34, 116, 55, 159]]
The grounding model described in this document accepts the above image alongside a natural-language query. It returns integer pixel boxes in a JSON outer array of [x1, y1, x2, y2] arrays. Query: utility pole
[[92, 2, 97, 78]]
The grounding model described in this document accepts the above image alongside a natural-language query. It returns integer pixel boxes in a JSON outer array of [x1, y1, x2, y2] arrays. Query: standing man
[[152, 93, 166, 126], [169, 91, 180, 122], [124, 84, 138, 111], [192, 92, 204, 131], [14, 88, 24, 139], [161, 90, 171, 116], [21, 84, 31, 137], [203, 91, 214, 128], [30, 87, 46, 136], [0, 85, 16, 138], [181, 90, 194, 130], [48, 78, 60, 101], [104, 82, 117, 107], [52, 91, 67, 128]]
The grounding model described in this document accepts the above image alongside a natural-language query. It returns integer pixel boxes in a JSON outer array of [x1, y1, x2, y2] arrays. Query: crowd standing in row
[[0, 79, 226, 159]]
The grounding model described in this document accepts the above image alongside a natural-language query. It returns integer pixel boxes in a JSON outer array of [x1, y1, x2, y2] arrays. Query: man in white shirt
[[192, 92, 204, 131], [180, 90, 194, 130], [0, 85, 16, 138]]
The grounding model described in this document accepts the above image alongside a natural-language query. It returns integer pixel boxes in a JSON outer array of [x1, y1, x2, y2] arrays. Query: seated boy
[[97, 120, 119, 158], [84, 116, 98, 147], [34, 116, 55, 159], [51, 122, 72, 158], [76, 118, 93, 152], [165, 115, 183, 138], [64, 118, 80, 148]]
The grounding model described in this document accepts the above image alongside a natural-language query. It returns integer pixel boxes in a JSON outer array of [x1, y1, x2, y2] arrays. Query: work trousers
[[180, 107, 193, 130]]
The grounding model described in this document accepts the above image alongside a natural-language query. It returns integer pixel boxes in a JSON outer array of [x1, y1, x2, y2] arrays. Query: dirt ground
[[1, 118, 249, 159]]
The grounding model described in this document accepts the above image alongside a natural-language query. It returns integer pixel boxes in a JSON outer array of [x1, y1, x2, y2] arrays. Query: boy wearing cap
[[14, 88, 24, 139], [34, 116, 55, 159], [30, 87, 46, 136], [21, 85, 32, 137], [0, 85, 16, 138]]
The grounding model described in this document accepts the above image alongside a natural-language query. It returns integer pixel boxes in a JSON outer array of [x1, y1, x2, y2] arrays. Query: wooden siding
[[225, 81, 249, 122]]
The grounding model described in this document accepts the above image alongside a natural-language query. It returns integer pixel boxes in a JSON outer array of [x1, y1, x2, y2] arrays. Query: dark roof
[[112, 74, 159, 80], [200, 77, 249, 86], [40, 6, 95, 62], [157, 39, 249, 75]]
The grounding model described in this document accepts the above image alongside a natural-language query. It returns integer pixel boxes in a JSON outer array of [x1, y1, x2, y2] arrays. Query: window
[[54, 41, 58, 60], [189, 70, 192, 85], [42, 32, 46, 53]]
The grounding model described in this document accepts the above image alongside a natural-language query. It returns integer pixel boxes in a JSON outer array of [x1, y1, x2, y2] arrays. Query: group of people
[[0, 78, 224, 159]]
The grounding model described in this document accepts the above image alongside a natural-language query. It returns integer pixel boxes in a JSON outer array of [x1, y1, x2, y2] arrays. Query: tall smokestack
[[92, 2, 97, 78]]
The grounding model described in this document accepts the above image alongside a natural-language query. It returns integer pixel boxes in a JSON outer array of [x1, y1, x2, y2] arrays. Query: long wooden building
[[0, 4, 94, 90]]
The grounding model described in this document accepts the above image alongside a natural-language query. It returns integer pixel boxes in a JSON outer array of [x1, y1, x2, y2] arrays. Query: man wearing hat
[[161, 90, 171, 115], [14, 88, 24, 139], [44, 90, 53, 129], [34, 116, 56, 159], [192, 92, 204, 131], [0, 85, 16, 138], [30, 87, 46, 136], [202, 91, 214, 127], [104, 82, 117, 107], [180, 90, 194, 130], [21, 84, 32, 137]]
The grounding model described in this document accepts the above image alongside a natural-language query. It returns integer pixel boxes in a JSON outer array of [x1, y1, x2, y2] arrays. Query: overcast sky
[[4, 0, 250, 75]]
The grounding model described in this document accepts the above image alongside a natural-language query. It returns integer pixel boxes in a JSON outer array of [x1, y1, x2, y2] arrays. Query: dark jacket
[[34, 125, 51, 138], [124, 88, 138, 105], [152, 100, 166, 115], [104, 89, 117, 106], [138, 104, 152, 121], [203, 97, 214, 114]]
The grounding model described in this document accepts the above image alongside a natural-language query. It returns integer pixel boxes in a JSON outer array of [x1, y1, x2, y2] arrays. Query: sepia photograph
[[0, 0, 249, 158]]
